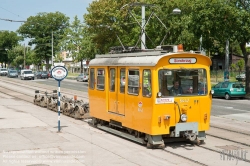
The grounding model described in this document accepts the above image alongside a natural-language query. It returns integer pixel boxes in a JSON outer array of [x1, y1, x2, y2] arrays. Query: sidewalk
[[0, 92, 198, 166]]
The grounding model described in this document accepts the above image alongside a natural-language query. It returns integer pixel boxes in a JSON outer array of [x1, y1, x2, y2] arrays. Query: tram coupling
[[183, 131, 197, 141]]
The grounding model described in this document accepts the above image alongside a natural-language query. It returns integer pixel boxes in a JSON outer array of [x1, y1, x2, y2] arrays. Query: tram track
[[0, 77, 89, 101], [1, 77, 250, 165], [210, 125, 250, 136]]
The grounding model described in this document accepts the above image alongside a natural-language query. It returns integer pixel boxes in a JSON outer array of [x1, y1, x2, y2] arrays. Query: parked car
[[212, 81, 246, 100], [36, 71, 49, 79], [48, 72, 52, 78], [0, 68, 8, 76], [76, 73, 88, 82], [7, 70, 18, 78], [20, 69, 34, 80], [236, 72, 245, 81]]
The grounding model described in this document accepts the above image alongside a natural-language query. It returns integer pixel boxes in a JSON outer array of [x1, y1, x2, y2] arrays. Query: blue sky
[[0, 0, 93, 32]]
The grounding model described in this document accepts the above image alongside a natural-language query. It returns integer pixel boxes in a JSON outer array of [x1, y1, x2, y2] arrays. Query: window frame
[[127, 69, 140, 96], [142, 69, 152, 97], [89, 68, 95, 89], [110, 68, 116, 92], [120, 68, 126, 93], [97, 68, 105, 90]]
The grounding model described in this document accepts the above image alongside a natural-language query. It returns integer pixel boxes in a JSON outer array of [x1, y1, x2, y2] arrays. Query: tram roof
[[89, 51, 210, 67]]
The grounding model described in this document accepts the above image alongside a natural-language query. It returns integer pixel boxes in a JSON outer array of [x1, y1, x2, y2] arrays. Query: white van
[[20, 69, 34, 80]]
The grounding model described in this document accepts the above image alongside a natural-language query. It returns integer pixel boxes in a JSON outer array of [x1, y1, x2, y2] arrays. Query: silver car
[[76, 73, 89, 82], [7, 70, 18, 78]]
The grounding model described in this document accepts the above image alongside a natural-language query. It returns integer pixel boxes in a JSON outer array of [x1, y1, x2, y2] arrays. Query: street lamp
[[172, 8, 181, 15]]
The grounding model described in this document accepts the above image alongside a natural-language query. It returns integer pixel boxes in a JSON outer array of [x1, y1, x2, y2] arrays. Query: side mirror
[[211, 90, 214, 94]]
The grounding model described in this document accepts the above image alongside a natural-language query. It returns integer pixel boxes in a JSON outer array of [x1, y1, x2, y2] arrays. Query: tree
[[230, 63, 237, 72], [191, 0, 250, 94], [0, 31, 21, 67], [17, 12, 70, 71], [237, 59, 245, 74], [60, 16, 96, 73]]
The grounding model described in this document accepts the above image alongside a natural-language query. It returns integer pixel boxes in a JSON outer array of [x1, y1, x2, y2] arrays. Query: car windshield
[[24, 71, 32, 74], [41, 71, 47, 74], [9, 70, 17, 73], [1, 68, 7, 71], [158, 68, 208, 96]]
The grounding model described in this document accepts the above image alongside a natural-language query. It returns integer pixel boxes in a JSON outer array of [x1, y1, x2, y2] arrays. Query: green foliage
[[59, 16, 96, 72], [0, 31, 21, 65], [230, 63, 237, 72], [237, 59, 245, 72], [17, 12, 70, 70]]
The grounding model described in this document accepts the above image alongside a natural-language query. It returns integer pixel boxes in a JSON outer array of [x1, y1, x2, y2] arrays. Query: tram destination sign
[[51, 66, 68, 81], [169, 58, 197, 64]]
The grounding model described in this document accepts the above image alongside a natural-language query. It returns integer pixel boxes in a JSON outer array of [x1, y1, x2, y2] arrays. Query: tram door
[[108, 67, 125, 115], [117, 68, 125, 115], [109, 67, 117, 113]]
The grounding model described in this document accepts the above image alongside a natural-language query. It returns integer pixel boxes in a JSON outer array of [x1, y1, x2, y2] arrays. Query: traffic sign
[[51, 66, 68, 81]]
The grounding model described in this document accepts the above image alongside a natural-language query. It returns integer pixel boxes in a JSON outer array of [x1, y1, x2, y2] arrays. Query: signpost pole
[[58, 80, 61, 132], [51, 64, 68, 133]]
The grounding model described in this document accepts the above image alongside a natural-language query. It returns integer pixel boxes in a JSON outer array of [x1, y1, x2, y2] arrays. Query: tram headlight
[[180, 114, 187, 122]]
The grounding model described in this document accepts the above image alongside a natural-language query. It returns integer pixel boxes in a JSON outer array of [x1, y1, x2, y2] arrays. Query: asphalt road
[[33, 78, 89, 92], [14, 77, 250, 117], [211, 98, 250, 116]]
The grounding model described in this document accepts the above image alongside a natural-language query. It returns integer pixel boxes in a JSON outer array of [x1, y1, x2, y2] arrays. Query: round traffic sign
[[51, 66, 68, 81]]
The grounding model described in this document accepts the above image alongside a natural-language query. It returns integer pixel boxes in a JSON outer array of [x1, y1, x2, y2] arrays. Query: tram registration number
[[156, 98, 174, 104]]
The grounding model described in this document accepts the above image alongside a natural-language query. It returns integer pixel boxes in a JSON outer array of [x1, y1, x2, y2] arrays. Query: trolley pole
[[51, 64, 68, 133], [58, 81, 61, 132]]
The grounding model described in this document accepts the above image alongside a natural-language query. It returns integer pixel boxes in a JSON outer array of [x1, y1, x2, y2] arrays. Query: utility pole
[[23, 44, 26, 69], [51, 31, 54, 69], [225, 39, 229, 81], [141, 5, 146, 50]]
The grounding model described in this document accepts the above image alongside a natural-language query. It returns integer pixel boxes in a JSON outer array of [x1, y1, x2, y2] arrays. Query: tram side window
[[142, 69, 152, 97], [97, 69, 105, 90], [89, 68, 95, 89], [128, 70, 139, 95], [120, 68, 125, 93], [110, 68, 115, 92]]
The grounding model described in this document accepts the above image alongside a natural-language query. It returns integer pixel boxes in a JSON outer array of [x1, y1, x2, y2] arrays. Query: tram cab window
[[97, 69, 105, 90], [128, 70, 139, 95], [89, 68, 95, 89], [158, 69, 208, 96], [142, 69, 152, 97]]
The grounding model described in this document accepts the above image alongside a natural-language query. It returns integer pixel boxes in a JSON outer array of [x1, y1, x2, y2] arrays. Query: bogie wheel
[[197, 140, 205, 146], [146, 142, 153, 149], [225, 93, 231, 100]]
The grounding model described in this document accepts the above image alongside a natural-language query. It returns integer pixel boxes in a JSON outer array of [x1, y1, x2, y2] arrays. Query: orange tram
[[88, 45, 212, 148]]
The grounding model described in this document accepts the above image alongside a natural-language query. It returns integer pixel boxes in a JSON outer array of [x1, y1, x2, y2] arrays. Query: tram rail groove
[[210, 125, 250, 136], [1, 77, 250, 165], [163, 149, 208, 166], [0, 78, 89, 100], [197, 145, 250, 163], [206, 133, 250, 147]]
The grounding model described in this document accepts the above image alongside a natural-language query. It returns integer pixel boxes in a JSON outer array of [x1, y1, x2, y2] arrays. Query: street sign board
[[51, 66, 68, 81]]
